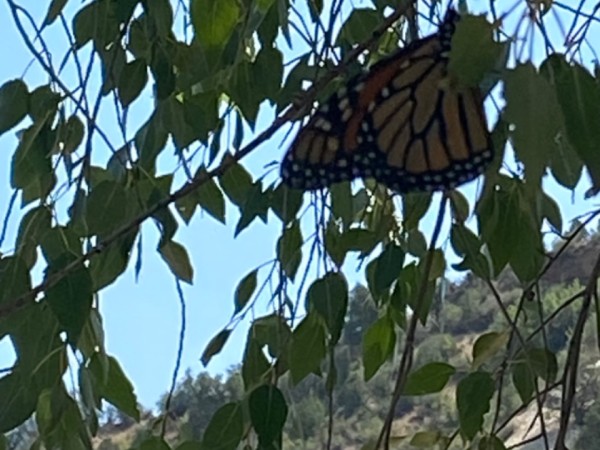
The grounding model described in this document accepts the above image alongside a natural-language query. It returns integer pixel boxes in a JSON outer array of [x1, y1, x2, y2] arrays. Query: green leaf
[[0, 256, 32, 307], [450, 224, 481, 258], [542, 193, 562, 233], [277, 221, 302, 280], [511, 362, 534, 403], [362, 315, 395, 381], [472, 331, 509, 370], [449, 15, 506, 88], [40, 226, 82, 268], [368, 244, 405, 296], [29, 85, 59, 123], [60, 115, 85, 154], [15, 205, 52, 267], [159, 240, 194, 283], [235, 182, 268, 236], [44, 0, 68, 24], [136, 112, 168, 171], [175, 441, 203, 450], [45, 264, 93, 344], [85, 181, 130, 236], [77, 309, 105, 359], [448, 190, 470, 223], [257, 1, 278, 47], [0, 79, 28, 134], [249, 385, 288, 443], [0, 372, 38, 432], [98, 43, 127, 95], [479, 435, 507, 450], [89, 354, 140, 421], [504, 64, 564, 184], [517, 347, 558, 383], [191, 0, 241, 48], [150, 46, 175, 100], [427, 249, 446, 281], [89, 231, 136, 290], [410, 431, 441, 448], [456, 371, 494, 440], [330, 181, 353, 226], [270, 183, 303, 224], [254, 47, 283, 103], [227, 60, 261, 124], [118, 59, 148, 107], [402, 193, 431, 230], [187, 168, 226, 224], [11, 124, 56, 204], [201, 329, 231, 366], [306, 272, 348, 344], [183, 91, 220, 145], [251, 315, 292, 359], [72, 0, 119, 48], [242, 337, 270, 388], [162, 97, 197, 150], [146, 0, 173, 37], [289, 313, 326, 385], [234, 270, 258, 314], [139, 437, 170, 450], [541, 54, 600, 190], [202, 402, 243, 450], [477, 179, 544, 282], [325, 222, 346, 267], [405, 229, 427, 257], [219, 158, 253, 207], [35, 385, 92, 450], [340, 229, 378, 255], [403, 362, 456, 396], [336, 8, 381, 47]]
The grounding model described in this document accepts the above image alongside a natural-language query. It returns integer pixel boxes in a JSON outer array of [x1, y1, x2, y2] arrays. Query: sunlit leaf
[[403, 362, 455, 396], [363, 315, 395, 381]]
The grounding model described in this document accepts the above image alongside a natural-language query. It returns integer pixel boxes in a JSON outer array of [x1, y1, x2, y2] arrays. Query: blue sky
[[0, 0, 599, 411]]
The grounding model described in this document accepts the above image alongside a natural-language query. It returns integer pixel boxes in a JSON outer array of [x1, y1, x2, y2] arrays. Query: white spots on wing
[[315, 117, 332, 131]]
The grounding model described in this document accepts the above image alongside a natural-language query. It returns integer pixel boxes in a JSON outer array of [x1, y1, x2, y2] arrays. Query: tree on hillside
[[1, 1, 600, 449]]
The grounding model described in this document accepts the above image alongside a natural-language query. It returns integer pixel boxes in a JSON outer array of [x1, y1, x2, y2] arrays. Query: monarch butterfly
[[280, 9, 493, 193]]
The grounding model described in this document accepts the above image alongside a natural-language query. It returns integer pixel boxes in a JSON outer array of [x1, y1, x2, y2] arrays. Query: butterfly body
[[281, 9, 493, 193]]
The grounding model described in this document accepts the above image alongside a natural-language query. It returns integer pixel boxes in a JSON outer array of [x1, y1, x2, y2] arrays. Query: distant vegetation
[[9, 225, 591, 450]]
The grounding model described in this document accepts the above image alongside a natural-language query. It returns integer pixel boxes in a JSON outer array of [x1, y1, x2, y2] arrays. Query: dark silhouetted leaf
[[118, 59, 148, 107], [201, 329, 232, 366], [234, 270, 258, 314], [289, 313, 326, 384], [306, 272, 348, 344], [249, 385, 288, 443], [0, 79, 28, 134]]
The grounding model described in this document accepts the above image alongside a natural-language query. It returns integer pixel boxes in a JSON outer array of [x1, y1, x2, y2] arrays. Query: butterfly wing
[[281, 9, 493, 193]]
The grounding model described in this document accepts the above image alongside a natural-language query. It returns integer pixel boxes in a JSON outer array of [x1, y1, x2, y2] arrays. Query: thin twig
[[376, 194, 448, 450], [1, 0, 415, 320], [160, 278, 187, 438], [554, 250, 600, 450]]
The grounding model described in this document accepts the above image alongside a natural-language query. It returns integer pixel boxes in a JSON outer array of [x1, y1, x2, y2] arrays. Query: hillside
[[8, 226, 600, 450]]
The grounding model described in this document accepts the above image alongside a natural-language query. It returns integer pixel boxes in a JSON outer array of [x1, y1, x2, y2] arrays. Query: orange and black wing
[[280, 8, 493, 193]]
